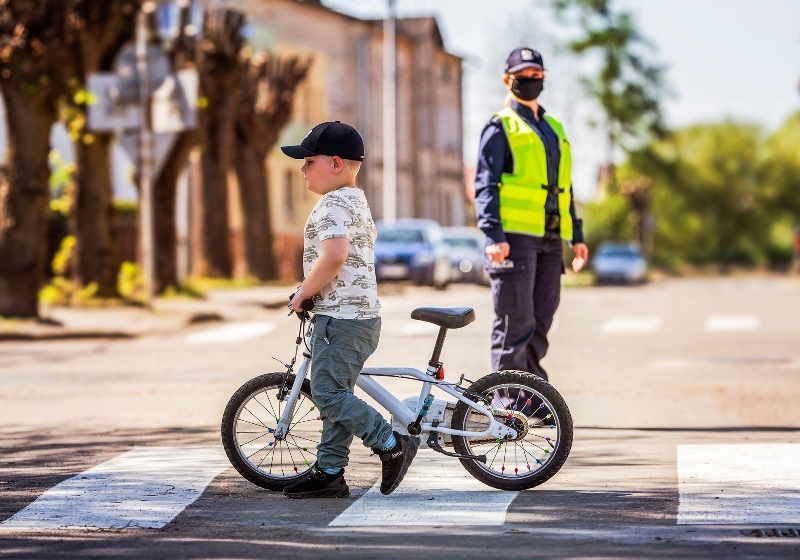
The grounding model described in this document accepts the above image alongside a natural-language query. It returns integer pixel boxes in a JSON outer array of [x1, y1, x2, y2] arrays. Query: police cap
[[505, 47, 545, 74]]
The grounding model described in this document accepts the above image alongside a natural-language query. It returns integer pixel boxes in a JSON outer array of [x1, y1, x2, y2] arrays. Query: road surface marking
[[397, 321, 441, 337], [705, 315, 760, 332], [329, 450, 518, 526], [677, 443, 800, 524], [186, 321, 276, 344], [0, 446, 230, 530], [602, 316, 662, 334]]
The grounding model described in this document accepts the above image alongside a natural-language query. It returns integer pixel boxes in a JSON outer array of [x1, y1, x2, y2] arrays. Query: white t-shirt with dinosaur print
[[302, 187, 381, 320]]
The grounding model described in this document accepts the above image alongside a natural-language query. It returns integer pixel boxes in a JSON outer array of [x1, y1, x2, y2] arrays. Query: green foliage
[[47, 149, 74, 247], [552, 0, 665, 154], [117, 261, 145, 304], [588, 112, 800, 269], [39, 236, 99, 306], [113, 200, 139, 220], [583, 192, 632, 252]]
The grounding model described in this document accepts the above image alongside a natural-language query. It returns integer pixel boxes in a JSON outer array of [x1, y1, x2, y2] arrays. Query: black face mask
[[511, 77, 544, 101]]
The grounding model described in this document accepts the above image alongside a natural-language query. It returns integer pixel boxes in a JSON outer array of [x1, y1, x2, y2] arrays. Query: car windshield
[[598, 245, 640, 258], [377, 229, 425, 243], [444, 237, 480, 249]]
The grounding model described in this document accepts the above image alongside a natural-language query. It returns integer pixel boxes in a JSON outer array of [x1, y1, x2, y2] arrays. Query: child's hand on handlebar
[[289, 288, 315, 314]]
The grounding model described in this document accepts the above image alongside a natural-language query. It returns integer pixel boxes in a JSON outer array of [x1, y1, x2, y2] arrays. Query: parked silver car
[[593, 241, 648, 284], [443, 227, 490, 285]]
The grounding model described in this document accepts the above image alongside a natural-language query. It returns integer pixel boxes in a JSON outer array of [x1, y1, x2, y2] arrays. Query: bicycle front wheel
[[451, 370, 573, 491], [221, 372, 322, 490]]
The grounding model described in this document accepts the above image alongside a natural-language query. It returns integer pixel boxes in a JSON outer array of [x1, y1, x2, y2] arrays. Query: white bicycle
[[221, 299, 573, 491]]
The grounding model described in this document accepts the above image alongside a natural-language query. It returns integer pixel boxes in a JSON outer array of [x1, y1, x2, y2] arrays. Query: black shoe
[[373, 431, 420, 495], [283, 463, 350, 499]]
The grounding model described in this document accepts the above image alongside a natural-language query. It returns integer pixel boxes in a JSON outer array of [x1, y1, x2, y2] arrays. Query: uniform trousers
[[488, 233, 563, 381]]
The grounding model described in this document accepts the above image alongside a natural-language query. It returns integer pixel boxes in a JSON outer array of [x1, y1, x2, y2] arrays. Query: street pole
[[137, 4, 155, 307], [382, 0, 397, 224]]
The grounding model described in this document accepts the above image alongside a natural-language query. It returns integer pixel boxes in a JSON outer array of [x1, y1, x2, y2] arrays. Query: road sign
[[87, 44, 197, 133]]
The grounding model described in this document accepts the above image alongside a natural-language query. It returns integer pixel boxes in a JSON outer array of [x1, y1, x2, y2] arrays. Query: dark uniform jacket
[[474, 100, 584, 246]]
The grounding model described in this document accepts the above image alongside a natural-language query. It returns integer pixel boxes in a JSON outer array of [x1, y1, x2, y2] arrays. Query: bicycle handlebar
[[287, 293, 315, 318]]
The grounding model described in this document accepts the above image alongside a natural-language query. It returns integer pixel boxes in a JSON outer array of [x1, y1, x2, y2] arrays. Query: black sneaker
[[373, 431, 420, 495], [283, 463, 350, 499]]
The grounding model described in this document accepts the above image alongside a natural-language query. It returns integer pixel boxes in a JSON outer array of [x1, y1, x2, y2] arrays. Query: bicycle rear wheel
[[451, 370, 573, 491], [221, 372, 322, 490]]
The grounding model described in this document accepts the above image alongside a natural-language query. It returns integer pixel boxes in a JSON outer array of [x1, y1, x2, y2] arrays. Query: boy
[[281, 121, 420, 499]]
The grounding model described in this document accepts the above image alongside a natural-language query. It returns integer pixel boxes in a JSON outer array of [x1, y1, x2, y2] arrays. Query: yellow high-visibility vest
[[495, 106, 573, 240]]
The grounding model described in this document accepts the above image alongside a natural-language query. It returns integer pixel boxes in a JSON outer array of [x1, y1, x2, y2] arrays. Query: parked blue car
[[593, 241, 648, 284], [374, 219, 451, 289]]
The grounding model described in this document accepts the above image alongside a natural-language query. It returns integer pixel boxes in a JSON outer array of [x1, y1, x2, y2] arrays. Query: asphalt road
[[1, 276, 799, 558]]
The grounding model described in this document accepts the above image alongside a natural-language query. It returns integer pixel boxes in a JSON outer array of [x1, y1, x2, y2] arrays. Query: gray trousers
[[489, 233, 564, 381], [309, 315, 393, 470]]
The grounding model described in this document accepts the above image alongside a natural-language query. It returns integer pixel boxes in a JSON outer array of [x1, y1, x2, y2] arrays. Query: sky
[[324, 0, 800, 200]]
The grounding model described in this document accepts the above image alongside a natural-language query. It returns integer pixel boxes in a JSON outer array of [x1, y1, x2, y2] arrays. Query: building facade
[[228, 0, 466, 278]]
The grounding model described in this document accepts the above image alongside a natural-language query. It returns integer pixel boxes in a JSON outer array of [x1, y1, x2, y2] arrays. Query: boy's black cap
[[281, 121, 365, 161], [505, 47, 545, 74]]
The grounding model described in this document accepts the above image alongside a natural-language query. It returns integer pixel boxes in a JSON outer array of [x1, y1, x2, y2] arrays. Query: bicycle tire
[[451, 370, 573, 491], [221, 372, 321, 491]]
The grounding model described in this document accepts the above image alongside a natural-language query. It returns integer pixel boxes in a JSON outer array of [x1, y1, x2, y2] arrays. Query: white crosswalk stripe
[[0, 446, 230, 530], [6, 443, 800, 531], [677, 443, 800, 524], [602, 316, 662, 334], [329, 450, 518, 526], [185, 321, 276, 344], [704, 315, 760, 332]]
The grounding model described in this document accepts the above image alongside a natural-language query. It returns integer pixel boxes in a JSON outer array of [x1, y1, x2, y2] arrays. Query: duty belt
[[541, 184, 565, 195], [545, 213, 560, 231]]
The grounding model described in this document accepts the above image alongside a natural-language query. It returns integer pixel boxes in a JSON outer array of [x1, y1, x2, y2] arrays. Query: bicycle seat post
[[426, 326, 448, 377]]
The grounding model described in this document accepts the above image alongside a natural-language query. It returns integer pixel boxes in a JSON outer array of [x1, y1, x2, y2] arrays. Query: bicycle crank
[[426, 430, 487, 463]]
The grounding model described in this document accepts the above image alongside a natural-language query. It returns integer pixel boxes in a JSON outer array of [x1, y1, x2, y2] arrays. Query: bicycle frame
[[274, 356, 517, 441]]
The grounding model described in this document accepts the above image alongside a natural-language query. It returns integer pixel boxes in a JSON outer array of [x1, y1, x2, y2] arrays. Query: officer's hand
[[485, 242, 510, 263], [572, 243, 588, 272]]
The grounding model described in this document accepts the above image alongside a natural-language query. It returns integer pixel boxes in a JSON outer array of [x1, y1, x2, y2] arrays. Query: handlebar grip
[[300, 299, 314, 311]]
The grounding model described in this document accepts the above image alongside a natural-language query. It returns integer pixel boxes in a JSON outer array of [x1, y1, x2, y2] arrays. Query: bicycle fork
[[274, 354, 311, 440]]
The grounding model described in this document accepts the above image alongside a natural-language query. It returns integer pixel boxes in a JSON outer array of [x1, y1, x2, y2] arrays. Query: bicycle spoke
[[240, 431, 271, 447], [284, 439, 299, 472], [487, 443, 502, 468], [513, 441, 543, 464], [253, 442, 277, 462], [254, 393, 277, 421], [241, 406, 269, 428], [288, 433, 323, 446], [237, 417, 269, 430], [289, 398, 317, 430]]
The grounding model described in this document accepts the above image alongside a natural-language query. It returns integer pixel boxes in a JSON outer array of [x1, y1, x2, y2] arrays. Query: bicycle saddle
[[410, 307, 475, 329]]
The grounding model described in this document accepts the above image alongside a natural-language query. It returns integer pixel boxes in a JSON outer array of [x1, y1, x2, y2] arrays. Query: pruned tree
[[69, 0, 140, 296], [233, 53, 312, 280], [151, 2, 200, 292], [0, 0, 77, 317], [195, 6, 246, 278]]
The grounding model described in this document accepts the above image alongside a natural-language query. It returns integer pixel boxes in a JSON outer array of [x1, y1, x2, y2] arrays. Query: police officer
[[474, 47, 588, 382]]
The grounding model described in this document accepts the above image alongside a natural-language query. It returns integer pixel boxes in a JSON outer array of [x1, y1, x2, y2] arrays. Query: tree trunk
[[234, 145, 276, 280], [0, 83, 58, 318], [199, 96, 234, 278], [153, 131, 197, 292], [73, 133, 118, 296]]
